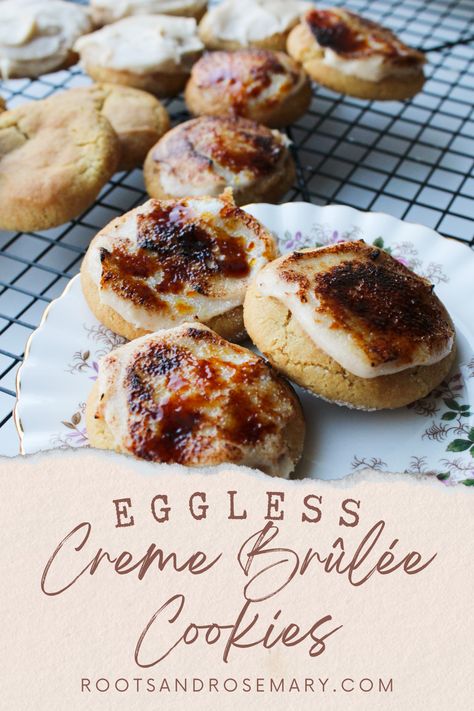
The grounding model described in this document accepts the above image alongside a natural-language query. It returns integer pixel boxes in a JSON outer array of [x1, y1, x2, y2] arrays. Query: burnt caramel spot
[[279, 265, 310, 303], [184, 325, 221, 344], [313, 255, 451, 366], [100, 202, 250, 310], [305, 8, 424, 62], [156, 117, 285, 179], [195, 50, 297, 114], [205, 117, 284, 175], [124, 337, 289, 464], [100, 247, 166, 310], [307, 9, 366, 54]]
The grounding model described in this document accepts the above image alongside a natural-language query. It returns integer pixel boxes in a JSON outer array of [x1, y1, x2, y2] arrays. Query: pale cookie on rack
[[144, 115, 295, 205], [0, 0, 92, 79], [244, 241, 456, 410], [0, 94, 119, 232], [53, 84, 170, 171], [198, 0, 312, 51], [287, 7, 426, 100], [74, 14, 204, 98], [86, 322, 305, 476], [81, 191, 277, 342], [90, 0, 208, 25], [185, 49, 312, 128]]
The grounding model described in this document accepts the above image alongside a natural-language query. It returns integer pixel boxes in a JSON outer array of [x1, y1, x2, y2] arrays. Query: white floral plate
[[15, 203, 474, 485]]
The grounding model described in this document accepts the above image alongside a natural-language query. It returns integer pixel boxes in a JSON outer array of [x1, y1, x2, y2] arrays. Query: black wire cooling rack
[[1, 0, 474, 454]]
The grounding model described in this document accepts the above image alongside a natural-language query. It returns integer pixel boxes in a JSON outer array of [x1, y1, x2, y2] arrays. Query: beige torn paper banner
[[1, 448, 473, 710]]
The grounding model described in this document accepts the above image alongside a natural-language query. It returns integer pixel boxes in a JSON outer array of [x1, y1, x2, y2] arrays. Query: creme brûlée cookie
[[185, 49, 311, 128], [287, 8, 426, 101], [144, 115, 295, 205], [81, 191, 277, 342], [86, 322, 305, 476], [244, 241, 456, 410]]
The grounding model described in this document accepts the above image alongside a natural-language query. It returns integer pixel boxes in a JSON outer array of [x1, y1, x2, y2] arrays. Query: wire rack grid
[[1, 0, 473, 455]]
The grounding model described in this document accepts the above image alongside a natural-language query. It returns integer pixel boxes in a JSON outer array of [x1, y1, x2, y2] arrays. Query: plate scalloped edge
[[14, 203, 474, 485]]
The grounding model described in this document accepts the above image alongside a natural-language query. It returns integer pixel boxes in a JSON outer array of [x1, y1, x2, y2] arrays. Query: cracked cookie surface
[[53, 84, 170, 171], [0, 93, 119, 232]]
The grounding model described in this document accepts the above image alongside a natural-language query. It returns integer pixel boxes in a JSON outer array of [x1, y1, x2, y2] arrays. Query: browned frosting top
[[152, 116, 287, 183], [191, 49, 301, 114], [266, 241, 454, 372], [97, 324, 299, 470], [100, 200, 252, 313], [305, 8, 425, 64]]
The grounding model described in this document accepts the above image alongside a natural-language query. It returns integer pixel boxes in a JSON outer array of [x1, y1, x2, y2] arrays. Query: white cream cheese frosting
[[256, 243, 454, 379], [91, 0, 207, 24], [0, 0, 92, 79], [201, 0, 312, 44], [84, 195, 276, 331], [74, 14, 203, 74], [322, 48, 418, 82], [321, 48, 418, 82]]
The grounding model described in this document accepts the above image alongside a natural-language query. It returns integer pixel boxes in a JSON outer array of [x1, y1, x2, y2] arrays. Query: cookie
[[90, 0, 208, 25], [244, 242, 456, 410], [198, 0, 312, 52], [0, 97, 5, 112], [74, 15, 204, 98], [185, 49, 312, 128], [144, 115, 295, 205], [0, 94, 119, 232], [287, 8, 425, 101], [81, 191, 277, 341], [54, 84, 170, 171], [86, 322, 305, 476], [0, 0, 92, 80]]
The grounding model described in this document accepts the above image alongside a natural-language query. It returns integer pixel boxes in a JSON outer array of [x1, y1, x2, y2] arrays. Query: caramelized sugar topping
[[281, 242, 452, 367], [100, 201, 250, 311], [124, 327, 289, 463], [194, 50, 298, 113], [305, 8, 424, 62], [155, 116, 285, 177]]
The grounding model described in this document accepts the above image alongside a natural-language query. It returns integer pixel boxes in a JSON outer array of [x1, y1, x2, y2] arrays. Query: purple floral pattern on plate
[[279, 222, 471, 486], [22, 206, 469, 486], [52, 325, 126, 449]]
